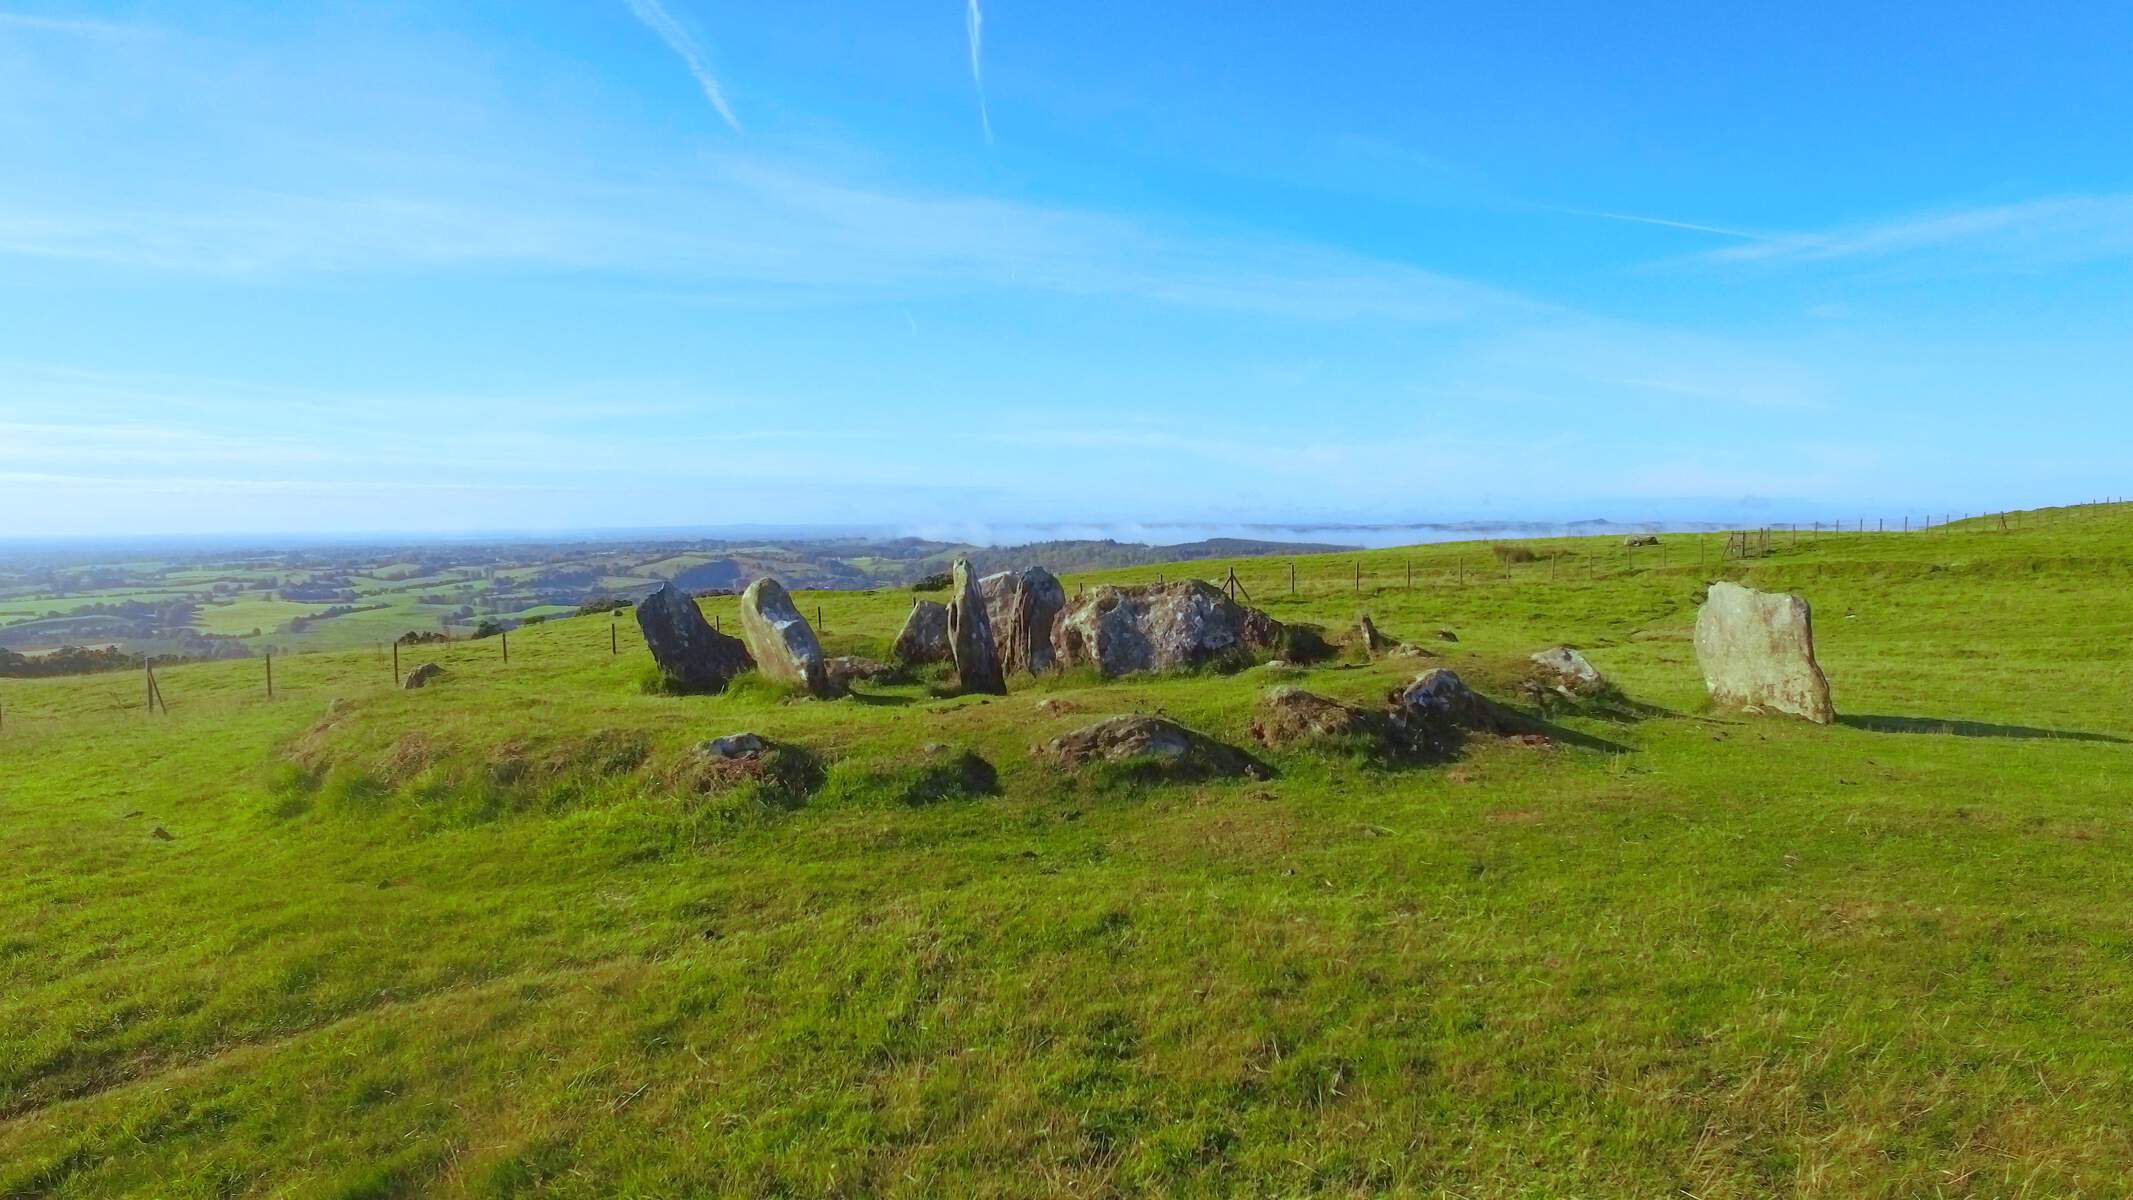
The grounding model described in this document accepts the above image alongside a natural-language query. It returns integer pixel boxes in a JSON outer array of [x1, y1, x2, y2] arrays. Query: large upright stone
[[981, 566, 1067, 675], [635, 583, 753, 693], [946, 558, 1006, 695], [892, 600, 951, 664], [1693, 581, 1834, 723], [738, 578, 839, 698], [1050, 580, 1286, 678]]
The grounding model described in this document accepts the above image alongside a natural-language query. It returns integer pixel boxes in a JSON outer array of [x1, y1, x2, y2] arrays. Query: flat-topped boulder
[[1035, 715, 1270, 780], [891, 600, 951, 664], [1694, 581, 1834, 723], [947, 559, 1007, 695], [636, 583, 754, 693], [1050, 580, 1287, 677], [738, 578, 839, 698], [402, 662, 445, 690], [982, 566, 1067, 675]]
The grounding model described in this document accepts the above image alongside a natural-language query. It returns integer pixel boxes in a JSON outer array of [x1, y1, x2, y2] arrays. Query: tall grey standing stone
[[635, 583, 753, 693], [1693, 581, 1834, 723], [981, 567, 1066, 676], [738, 578, 839, 698], [891, 599, 951, 665], [947, 558, 1006, 695]]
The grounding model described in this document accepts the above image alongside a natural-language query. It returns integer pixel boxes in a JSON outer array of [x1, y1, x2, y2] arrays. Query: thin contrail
[[623, 0, 742, 132], [1535, 204, 1773, 241], [966, 0, 992, 143]]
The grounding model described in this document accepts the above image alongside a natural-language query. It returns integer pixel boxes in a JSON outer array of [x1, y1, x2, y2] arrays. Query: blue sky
[[3, 1, 2130, 538]]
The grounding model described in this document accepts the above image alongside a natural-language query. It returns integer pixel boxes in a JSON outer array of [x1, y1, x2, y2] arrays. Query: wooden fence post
[[1289, 561, 1297, 596], [266, 653, 274, 700], [502, 631, 509, 664], [611, 623, 618, 656]]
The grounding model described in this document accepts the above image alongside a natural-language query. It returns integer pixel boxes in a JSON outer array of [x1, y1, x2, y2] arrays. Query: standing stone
[[946, 558, 1006, 695], [738, 578, 839, 698], [1693, 581, 1834, 723], [981, 567, 1066, 675], [891, 600, 952, 664], [635, 583, 753, 693]]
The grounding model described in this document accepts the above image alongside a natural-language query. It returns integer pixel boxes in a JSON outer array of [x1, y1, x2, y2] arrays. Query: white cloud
[[0, 11, 154, 39], [621, 0, 741, 132], [966, 0, 992, 143], [1700, 194, 2133, 268]]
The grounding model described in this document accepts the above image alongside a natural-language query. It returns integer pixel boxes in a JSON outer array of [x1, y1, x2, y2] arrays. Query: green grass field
[[4, 506, 2131, 1196]]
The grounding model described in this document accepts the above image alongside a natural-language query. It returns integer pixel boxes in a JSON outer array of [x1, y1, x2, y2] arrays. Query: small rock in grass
[[150, 825, 174, 841], [402, 662, 444, 689], [697, 732, 766, 760]]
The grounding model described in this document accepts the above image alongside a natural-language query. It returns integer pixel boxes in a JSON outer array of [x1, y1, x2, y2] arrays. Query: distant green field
[[191, 596, 336, 636], [5, 505, 2133, 1195]]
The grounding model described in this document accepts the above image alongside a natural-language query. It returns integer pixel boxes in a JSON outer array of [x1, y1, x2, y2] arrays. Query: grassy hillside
[[3, 505, 2131, 1197]]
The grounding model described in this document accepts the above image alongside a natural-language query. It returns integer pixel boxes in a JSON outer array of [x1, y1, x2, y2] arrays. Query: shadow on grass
[[1507, 714, 1632, 756], [1840, 714, 2128, 744], [844, 691, 918, 707]]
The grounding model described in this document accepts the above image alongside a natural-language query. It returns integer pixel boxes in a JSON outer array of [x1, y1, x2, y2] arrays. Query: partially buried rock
[[697, 732, 765, 760], [946, 559, 1007, 695], [891, 600, 951, 665], [1529, 646, 1606, 695], [1387, 668, 1516, 754], [1036, 715, 1270, 780], [738, 578, 840, 698], [1250, 687, 1387, 748], [1693, 581, 1834, 723], [982, 566, 1067, 675], [1050, 580, 1287, 678], [635, 582, 753, 693], [402, 662, 445, 690], [1624, 535, 1661, 547]]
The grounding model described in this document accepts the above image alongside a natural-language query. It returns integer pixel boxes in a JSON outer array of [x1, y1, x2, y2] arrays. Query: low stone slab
[[1035, 715, 1270, 780], [402, 662, 444, 690], [1693, 581, 1834, 723], [1250, 687, 1387, 748]]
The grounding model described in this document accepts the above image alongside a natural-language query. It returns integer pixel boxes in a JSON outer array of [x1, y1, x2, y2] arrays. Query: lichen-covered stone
[[1693, 581, 1834, 723], [738, 578, 838, 698], [1050, 580, 1286, 677], [947, 559, 1006, 695], [635, 583, 753, 693]]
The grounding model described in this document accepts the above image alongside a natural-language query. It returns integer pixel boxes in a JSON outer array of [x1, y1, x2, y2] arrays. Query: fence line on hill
[[3, 499, 2128, 724]]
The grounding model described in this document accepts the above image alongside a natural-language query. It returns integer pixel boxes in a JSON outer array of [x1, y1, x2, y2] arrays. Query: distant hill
[[945, 537, 1355, 579]]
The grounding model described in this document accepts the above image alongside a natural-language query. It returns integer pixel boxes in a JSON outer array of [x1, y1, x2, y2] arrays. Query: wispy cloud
[[965, 0, 992, 143], [1537, 204, 1773, 242], [0, 10, 154, 39], [1700, 194, 2133, 268], [621, 0, 741, 132], [0, 156, 1528, 323]]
